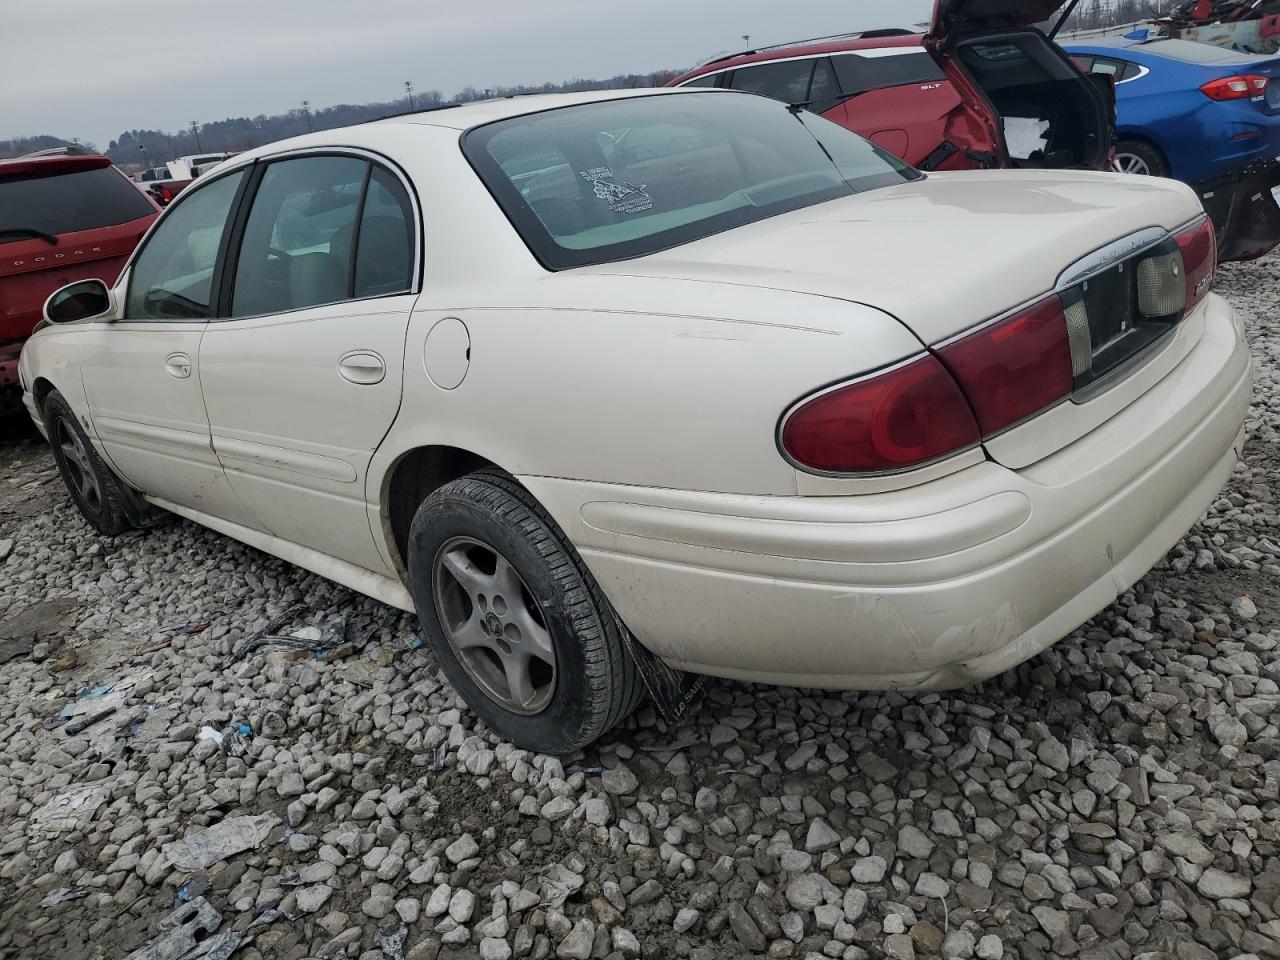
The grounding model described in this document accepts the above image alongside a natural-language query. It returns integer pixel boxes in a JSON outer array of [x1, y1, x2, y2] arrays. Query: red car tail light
[[1174, 216, 1217, 312], [1200, 75, 1268, 101], [935, 295, 1075, 436], [780, 356, 981, 474]]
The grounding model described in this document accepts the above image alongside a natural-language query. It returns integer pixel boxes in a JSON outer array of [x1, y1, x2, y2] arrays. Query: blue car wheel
[[1112, 139, 1170, 177]]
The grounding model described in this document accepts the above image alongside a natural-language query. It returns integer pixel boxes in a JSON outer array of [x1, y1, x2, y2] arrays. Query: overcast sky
[[2, 0, 934, 151]]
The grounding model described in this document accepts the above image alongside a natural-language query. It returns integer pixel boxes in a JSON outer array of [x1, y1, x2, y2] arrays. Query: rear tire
[[1113, 140, 1169, 178], [43, 390, 133, 536], [406, 470, 642, 754]]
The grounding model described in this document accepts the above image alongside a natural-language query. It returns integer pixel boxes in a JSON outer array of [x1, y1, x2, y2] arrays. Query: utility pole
[[405, 81, 416, 111], [302, 99, 313, 132], [742, 34, 751, 49], [190, 120, 203, 152]]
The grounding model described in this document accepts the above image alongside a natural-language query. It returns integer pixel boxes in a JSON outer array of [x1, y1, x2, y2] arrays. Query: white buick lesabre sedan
[[21, 89, 1250, 752]]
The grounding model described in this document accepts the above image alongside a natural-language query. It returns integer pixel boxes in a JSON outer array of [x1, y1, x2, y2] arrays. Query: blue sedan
[[1063, 36, 1280, 184]]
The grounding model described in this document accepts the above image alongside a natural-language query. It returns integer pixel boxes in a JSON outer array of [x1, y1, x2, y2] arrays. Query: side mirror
[[44, 279, 114, 324]]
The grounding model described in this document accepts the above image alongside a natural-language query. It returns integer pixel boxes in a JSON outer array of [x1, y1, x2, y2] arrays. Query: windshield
[[0, 165, 154, 241], [463, 91, 922, 269]]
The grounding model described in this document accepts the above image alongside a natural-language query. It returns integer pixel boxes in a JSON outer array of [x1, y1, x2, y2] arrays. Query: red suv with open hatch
[[670, 0, 1280, 261]]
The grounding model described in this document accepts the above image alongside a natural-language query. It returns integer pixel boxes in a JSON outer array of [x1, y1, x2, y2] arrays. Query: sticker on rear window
[[579, 166, 653, 215]]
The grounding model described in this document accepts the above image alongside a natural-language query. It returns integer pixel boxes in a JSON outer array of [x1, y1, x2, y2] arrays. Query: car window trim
[[1116, 62, 1149, 84], [347, 163, 374, 299], [213, 160, 268, 319], [678, 47, 933, 90], [210, 147, 424, 323], [121, 166, 253, 324]]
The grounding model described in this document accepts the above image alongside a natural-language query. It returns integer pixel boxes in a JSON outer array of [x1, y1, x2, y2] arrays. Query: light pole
[[302, 99, 313, 132], [742, 34, 751, 49], [190, 120, 203, 152], [405, 81, 416, 111]]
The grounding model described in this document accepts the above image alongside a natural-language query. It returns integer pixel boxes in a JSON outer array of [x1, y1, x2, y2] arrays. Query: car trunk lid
[[582, 169, 1207, 468]]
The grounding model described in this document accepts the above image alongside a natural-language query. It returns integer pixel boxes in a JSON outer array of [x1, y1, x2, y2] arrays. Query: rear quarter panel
[[367, 122, 927, 500], [829, 81, 971, 169]]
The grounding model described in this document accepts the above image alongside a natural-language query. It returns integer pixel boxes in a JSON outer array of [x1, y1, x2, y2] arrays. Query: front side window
[[1, 165, 156, 241], [464, 92, 921, 269], [231, 156, 367, 317], [124, 170, 245, 320]]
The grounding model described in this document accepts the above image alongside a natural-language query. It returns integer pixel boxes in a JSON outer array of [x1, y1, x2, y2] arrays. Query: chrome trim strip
[[1056, 226, 1169, 290], [676, 46, 926, 86], [1115, 64, 1151, 85]]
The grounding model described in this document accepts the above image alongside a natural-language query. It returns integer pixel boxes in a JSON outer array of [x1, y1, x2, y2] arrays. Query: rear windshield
[[1140, 38, 1262, 64], [0, 166, 154, 241], [464, 92, 922, 269]]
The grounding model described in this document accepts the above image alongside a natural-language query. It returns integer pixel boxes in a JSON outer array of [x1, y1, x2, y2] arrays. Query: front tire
[[1112, 140, 1169, 178], [406, 471, 642, 754], [42, 390, 133, 536]]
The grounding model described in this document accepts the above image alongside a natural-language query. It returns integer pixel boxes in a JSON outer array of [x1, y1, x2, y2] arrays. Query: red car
[[670, 0, 1280, 261], [0, 154, 158, 417]]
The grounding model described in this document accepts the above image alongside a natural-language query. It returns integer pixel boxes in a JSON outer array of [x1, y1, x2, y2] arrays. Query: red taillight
[[1175, 216, 1216, 312], [1200, 75, 1268, 101], [780, 356, 980, 474], [936, 295, 1074, 436]]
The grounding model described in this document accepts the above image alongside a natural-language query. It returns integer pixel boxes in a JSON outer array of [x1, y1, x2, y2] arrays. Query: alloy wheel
[[56, 417, 101, 513], [431, 536, 556, 715], [1112, 153, 1152, 176]]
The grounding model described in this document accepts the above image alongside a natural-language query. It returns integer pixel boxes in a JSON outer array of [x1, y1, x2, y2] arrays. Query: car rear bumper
[[523, 293, 1251, 689]]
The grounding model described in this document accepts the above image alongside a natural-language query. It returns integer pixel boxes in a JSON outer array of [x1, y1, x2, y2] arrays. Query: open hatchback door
[[926, 0, 1114, 170], [928, 0, 1280, 261]]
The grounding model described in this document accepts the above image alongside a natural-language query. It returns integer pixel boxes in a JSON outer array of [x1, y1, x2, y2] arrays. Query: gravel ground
[[2, 258, 1280, 960]]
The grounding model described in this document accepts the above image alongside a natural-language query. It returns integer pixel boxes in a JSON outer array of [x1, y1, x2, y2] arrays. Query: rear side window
[[1084, 56, 1141, 81], [354, 167, 414, 298], [682, 73, 721, 89], [831, 50, 945, 95], [231, 155, 367, 317], [0, 166, 155, 241], [728, 60, 816, 103]]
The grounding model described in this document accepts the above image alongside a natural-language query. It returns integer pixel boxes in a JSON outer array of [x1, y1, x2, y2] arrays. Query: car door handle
[[164, 352, 192, 379], [338, 350, 386, 385]]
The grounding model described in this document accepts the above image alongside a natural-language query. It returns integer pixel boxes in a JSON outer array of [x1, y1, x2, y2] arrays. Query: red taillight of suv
[[1200, 75, 1268, 101], [1175, 216, 1217, 312], [779, 356, 981, 474]]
